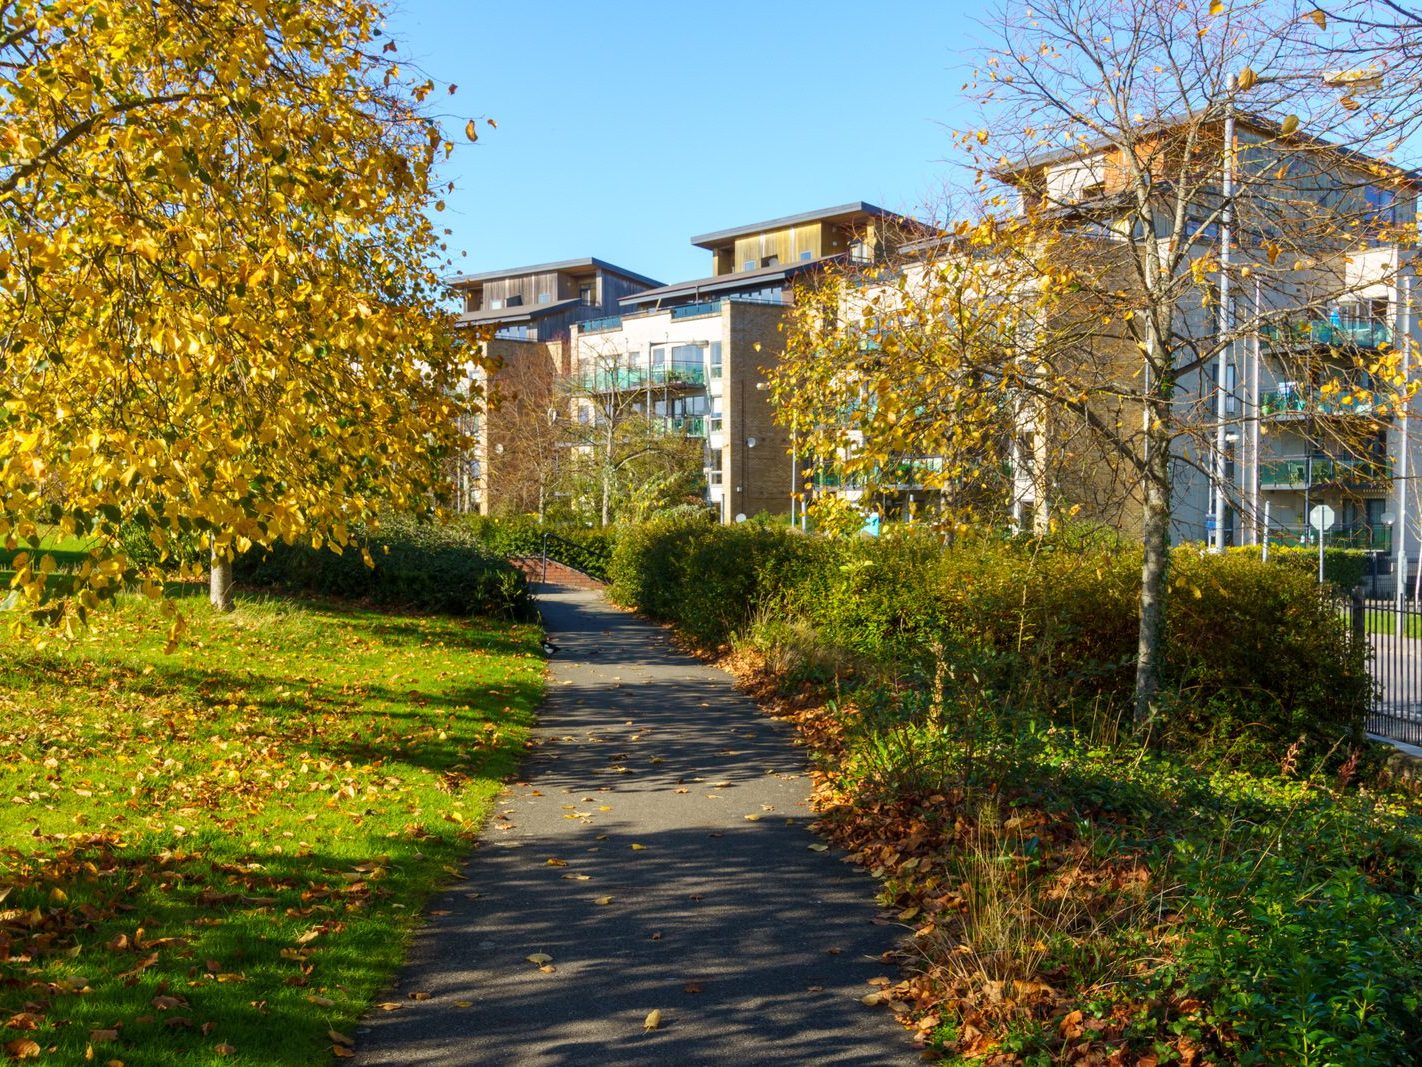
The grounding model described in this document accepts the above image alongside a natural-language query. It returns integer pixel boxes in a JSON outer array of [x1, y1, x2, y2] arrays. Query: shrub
[[1228, 544, 1370, 591], [458, 516, 618, 581], [610, 522, 1369, 761], [236, 516, 533, 620]]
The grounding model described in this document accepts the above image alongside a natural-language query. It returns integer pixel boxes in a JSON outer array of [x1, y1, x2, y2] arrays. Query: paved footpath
[[354, 583, 915, 1066]]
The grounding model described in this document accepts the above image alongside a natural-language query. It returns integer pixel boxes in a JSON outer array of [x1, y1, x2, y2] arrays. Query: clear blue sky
[[386, 0, 983, 285]]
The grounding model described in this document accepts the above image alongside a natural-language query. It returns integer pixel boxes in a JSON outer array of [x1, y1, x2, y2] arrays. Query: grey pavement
[[353, 583, 916, 1066]]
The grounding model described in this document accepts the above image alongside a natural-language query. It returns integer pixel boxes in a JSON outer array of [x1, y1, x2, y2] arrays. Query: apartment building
[[993, 114, 1422, 588], [568, 203, 931, 523], [445, 258, 661, 514]]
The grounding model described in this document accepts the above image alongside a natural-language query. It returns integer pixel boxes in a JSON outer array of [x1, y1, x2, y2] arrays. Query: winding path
[[353, 582, 913, 1066]]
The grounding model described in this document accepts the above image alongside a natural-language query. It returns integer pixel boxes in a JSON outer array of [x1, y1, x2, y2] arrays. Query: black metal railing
[[1360, 594, 1422, 746]]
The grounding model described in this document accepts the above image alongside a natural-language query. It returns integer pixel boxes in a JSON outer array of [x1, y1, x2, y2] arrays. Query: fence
[[1360, 593, 1422, 746]]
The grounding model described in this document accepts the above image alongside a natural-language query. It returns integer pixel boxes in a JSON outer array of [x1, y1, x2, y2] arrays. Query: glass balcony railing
[[1258, 454, 1392, 487], [1268, 522, 1393, 550], [580, 367, 645, 392], [1259, 385, 1386, 417], [578, 315, 622, 334], [657, 415, 706, 437], [650, 363, 707, 386], [1260, 317, 1392, 349], [670, 300, 724, 320]]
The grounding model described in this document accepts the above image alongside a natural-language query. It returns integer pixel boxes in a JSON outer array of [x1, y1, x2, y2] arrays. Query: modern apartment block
[[568, 203, 931, 523], [445, 258, 661, 514], [989, 114, 1422, 588]]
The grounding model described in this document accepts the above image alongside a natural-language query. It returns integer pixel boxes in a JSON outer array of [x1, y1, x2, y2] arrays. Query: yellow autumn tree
[[777, 0, 1421, 727], [0, 0, 482, 630]]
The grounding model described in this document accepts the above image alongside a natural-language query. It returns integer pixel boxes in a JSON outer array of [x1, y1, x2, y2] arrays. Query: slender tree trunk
[[1134, 391, 1171, 731], [210, 545, 235, 612]]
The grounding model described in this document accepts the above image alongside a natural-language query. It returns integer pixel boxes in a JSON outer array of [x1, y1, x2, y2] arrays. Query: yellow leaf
[[526, 953, 552, 965], [465, 119, 478, 142], [643, 1009, 661, 1031], [1306, 8, 1326, 28]]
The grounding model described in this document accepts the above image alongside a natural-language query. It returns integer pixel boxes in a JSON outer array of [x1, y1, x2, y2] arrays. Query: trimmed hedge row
[[609, 513, 1370, 760], [236, 517, 534, 620], [1227, 544, 1371, 590], [458, 517, 617, 582]]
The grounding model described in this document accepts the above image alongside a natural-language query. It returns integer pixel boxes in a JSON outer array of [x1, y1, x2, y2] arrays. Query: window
[[505, 294, 523, 307], [579, 284, 596, 306], [1364, 185, 1397, 225], [537, 292, 551, 304], [709, 341, 723, 380], [489, 298, 503, 310], [743, 260, 756, 272], [799, 250, 812, 261], [761, 254, 779, 268]]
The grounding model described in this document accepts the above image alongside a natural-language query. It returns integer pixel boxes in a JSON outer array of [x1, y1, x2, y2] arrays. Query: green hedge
[[1228, 544, 1370, 590], [236, 517, 533, 620], [610, 520, 1369, 760], [459, 517, 617, 582]]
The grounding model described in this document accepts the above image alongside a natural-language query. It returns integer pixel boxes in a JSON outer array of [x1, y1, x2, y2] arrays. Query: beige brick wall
[[723, 302, 794, 521]]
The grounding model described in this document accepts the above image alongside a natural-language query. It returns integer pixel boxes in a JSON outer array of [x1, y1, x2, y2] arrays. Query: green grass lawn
[[0, 591, 544, 1065]]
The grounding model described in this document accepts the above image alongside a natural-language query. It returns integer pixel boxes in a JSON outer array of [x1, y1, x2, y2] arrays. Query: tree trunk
[[210, 546, 235, 613], [1134, 403, 1171, 731]]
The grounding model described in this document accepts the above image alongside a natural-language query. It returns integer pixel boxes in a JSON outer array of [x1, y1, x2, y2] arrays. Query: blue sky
[[386, 1, 983, 285]]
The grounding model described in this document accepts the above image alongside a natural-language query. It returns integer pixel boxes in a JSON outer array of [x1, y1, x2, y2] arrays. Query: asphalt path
[[353, 583, 915, 1066]]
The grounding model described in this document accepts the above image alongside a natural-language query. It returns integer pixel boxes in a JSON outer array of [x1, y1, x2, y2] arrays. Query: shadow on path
[[354, 584, 914, 1066]]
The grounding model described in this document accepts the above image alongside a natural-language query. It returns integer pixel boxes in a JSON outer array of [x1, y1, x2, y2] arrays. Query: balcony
[[657, 415, 706, 437], [708, 415, 724, 433], [1268, 522, 1393, 551], [650, 363, 707, 387], [578, 315, 622, 334], [1261, 316, 1392, 350], [1258, 384, 1387, 418], [580, 367, 645, 392], [1258, 454, 1392, 488], [670, 300, 724, 321]]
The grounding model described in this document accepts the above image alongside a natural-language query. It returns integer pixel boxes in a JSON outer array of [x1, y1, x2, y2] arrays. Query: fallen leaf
[[595, 896, 614, 906], [682, 982, 702, 994], [743, 814, 761, 822], [630, 843, 647, 850], [808, 843, 829, 852], [408, 991, 431, 1001], [214, 1044, 236, 1056], [332, 1046, 354, 1059], [306, 995, 335, 1008], [526, 953, 552, 965], [643, 1008, 661, 1031], [90, 1029, 120, 1043], [3, 1040, 40, 1060], [329, 1030, 354, 1047]]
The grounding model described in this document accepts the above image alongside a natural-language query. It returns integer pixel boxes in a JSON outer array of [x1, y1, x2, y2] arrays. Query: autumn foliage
[[0, 0, 479, 630]]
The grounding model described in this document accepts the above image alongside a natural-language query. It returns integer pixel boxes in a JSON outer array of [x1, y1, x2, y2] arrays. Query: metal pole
[[1397, 275, 1412, 624], [1263, 499, 1271, 562], [1214, 86, 1236, 551], [1319, 520, 1326, 583], [1250, 277, 1262, 543]]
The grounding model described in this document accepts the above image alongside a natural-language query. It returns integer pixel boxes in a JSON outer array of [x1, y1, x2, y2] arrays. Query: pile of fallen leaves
[[720, 645, 1223, 1066]]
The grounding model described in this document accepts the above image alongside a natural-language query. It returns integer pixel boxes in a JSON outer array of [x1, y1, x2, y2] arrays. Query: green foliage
[[0, 592, 544, 1066], [1170, 835, 1422, 1065], [1229, 544, 1370, 591], [237, 516, 533, 620], [610, 523, 1368, 761], [608, 512, 835, 646], [459, 516, 618, 581]]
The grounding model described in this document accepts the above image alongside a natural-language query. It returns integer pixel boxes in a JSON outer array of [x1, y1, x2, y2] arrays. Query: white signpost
[[1309, 504, 1336, 583]]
